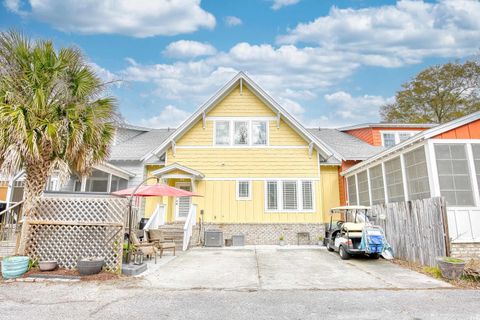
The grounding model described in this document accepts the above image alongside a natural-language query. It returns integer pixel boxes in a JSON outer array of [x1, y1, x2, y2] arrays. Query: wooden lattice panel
[[25, 197, 127, 272]]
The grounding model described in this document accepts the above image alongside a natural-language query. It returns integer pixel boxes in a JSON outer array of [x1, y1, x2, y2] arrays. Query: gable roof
[[339, 123, 437, 131], [308, 128, 384, 161], [146, 72, 339, 161], [110, 128, 174, 161], [342, 111, 480, 176], [152, 163, 205, 179]]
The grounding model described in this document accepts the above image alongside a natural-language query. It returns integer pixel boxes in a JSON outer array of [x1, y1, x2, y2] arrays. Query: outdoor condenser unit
[[204, 230, 223, 247]]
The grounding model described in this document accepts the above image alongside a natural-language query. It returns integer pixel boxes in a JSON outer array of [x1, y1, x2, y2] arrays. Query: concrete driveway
[[140, 246, 450, 290]]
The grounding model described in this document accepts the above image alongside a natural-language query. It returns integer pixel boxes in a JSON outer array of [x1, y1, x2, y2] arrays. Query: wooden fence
[[371, 197, 449, 266], [25, 196, 127, 272]]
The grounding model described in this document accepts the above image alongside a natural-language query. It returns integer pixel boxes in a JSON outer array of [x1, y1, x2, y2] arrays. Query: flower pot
[[436, 257, 465, 280], [39, 261, 58, 272], [279, 240, 285, 246], [77, 258, 104, 276], [1, 256, 29, 279]]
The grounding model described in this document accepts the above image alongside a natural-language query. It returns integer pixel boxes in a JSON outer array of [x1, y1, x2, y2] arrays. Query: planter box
[[77, 258, 104, 276], [39, 261, 58, 272]]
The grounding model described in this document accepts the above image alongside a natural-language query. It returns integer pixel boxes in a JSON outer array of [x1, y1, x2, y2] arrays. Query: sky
[[1, 0, 480, 128]]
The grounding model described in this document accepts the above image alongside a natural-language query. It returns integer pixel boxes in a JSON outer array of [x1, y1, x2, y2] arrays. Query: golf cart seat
[[342, 222, 364, 232]]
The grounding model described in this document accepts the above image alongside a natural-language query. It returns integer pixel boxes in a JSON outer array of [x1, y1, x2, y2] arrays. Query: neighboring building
[[342, 111, 480, 258]]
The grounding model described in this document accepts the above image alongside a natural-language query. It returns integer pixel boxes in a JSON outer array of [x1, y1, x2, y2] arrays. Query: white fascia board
[[145, 71, 336, 161], [95, 162, 136, 179]]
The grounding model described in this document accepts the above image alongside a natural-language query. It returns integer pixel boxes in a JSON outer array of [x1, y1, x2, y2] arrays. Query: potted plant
[[436, 256, 465, 280], [77, 257, 104, 276], [279, 236, 285, 246], [317, 236, 324, 246]]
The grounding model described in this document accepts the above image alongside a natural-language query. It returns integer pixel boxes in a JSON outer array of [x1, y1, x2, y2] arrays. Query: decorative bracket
[[202, 111, 206, 129], [277, 112, 281, 129], [171, 140, 176, 157], [308, 141, 314, 158], [240, 78, 243, 95]]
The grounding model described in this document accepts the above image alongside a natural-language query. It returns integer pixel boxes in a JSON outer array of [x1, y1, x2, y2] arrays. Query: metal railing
[[0, 200, 24, 242], [183, 204, 197, 251]]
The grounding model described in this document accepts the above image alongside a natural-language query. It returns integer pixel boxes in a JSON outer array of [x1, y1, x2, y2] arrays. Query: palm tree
[[0, 31, 117, 254]]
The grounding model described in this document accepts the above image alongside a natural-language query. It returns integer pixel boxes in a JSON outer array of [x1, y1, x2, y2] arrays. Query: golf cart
[[324, 206, 387, 260]]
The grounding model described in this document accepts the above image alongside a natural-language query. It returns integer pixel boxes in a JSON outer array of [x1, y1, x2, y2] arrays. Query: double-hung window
[[214, 119, 268, 146], [236, 181, 251, 200], [265, 180, 314, 212], [381, 131, 419, 148]]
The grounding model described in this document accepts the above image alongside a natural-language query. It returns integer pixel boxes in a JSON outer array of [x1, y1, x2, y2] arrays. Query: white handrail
[[183, 204, 197, 251]]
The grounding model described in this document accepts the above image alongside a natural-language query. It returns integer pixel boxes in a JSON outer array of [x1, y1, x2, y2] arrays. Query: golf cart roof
[[330, 205, 371, 212]]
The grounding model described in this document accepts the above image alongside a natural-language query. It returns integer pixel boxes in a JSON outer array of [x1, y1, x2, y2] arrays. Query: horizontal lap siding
[[320, 166, 341, 222], [269, 120, 307, 146], [166, 148, 318, 177], [207, 87, 276, 117]]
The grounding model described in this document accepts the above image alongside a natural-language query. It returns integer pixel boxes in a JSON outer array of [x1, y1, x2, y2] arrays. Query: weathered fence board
[[371, 197, 448, 266], [25, 197, 127, 272]]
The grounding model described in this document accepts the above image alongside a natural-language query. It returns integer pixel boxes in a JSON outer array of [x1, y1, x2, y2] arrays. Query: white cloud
[[138, 105, 191, 128], [224, 16, 242, 27], [7, 0, 215, 37], [88, 62, 120, 86], [271, 0, 300, 11], [163, 40, 217, 58], [277, 97, 305, 117], [277, 0, 480, 66]]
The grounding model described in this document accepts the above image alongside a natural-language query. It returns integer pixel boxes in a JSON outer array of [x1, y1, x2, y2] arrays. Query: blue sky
[[1, 0, 479, 128]]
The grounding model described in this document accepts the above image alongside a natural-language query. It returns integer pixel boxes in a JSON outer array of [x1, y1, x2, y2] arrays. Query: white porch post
[[425, 140, 441, 197]]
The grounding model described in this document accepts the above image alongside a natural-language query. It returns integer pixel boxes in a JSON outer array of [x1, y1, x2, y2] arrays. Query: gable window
[[252, 121, 267, 145], [236, 180, 251, 200], [234, 121, 249, 145], [215, 121, 230, 145], [381, 131, 419, 148], [214, 119, 268, 146], [265, 180, 314, 212]]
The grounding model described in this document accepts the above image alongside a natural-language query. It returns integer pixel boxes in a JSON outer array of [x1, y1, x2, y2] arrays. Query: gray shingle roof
[[308, 128, 384, 160], [109, 129, 174, 161]]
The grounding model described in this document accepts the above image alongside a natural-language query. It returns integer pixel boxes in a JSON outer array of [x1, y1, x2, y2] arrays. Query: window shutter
[[283, 181, 297, 210]]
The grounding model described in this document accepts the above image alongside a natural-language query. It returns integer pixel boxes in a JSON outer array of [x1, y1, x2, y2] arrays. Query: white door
[[175, 182, 192, 221]]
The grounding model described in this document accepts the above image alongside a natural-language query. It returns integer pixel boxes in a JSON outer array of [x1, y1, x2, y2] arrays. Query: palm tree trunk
[[17, 160, 51, 255]]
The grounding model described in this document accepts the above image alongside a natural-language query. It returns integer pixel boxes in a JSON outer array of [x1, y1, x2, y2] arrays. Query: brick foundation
[[450, 242, 480, 260], [192, 223, 325, 246]]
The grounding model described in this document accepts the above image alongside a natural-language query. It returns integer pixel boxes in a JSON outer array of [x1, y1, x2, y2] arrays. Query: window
[[369, 164, 385, 205], [302, 181, 313, 210], [234, 121, 249, 145], [381, 131, 419, 148], [267, 181, 278, 210], [472, 144, 480, 193], [382, 133, 396, 148], [435, 144, 474, 206], [236, 181, 251, 200], [265, 180, 314, 212], [283, 181, 298, 210], [252, 121, 267, 145], [110, 175, 128, 192], [347, 175, 357, 205], [384, 157, 405, 203], [357, 171, 370, 206], [85, 169, 109, 192], [214, 119, 267, 146], [215, 121, 230, 145], [45, 174, 82, 192], [404, 147, 430, 200]]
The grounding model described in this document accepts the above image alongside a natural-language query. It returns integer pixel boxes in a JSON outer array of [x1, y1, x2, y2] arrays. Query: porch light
[[133, 249, 144, 265]]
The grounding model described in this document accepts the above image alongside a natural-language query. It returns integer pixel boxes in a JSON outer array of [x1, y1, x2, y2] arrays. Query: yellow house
[[143, 72, 341, 245]]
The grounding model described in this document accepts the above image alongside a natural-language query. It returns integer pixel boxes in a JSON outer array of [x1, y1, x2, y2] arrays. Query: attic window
[[214, 119, 268, 146]]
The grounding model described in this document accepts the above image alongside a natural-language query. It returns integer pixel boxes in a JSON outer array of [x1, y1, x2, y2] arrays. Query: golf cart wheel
[[326, 242, 334, 252], [369, 253, 380, 259], [339, 246, 350, 260]]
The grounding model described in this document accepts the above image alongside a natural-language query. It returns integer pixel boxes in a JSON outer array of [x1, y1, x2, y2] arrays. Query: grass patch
[[423, 266, 442, 278], [440, 257, 465, 263]]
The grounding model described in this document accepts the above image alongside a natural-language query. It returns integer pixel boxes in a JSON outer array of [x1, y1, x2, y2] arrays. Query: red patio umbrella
[[113, 183, 200, 197]]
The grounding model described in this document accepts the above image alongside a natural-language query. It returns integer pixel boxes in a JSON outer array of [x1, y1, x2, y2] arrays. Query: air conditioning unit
[[204, 230, 223, 247]]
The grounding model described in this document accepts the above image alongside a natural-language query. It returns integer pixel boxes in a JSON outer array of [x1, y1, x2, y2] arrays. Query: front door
[[175, 182, 192, 221]]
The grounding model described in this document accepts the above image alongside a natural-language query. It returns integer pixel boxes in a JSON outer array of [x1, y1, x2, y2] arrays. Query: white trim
[[175, 145, 308, 149], [94, 163, 135, 179], [399, 154, 409, 202], [425, 141, 441, 197], [381, 162, 389, 204], [379, 130, 420, 147], [342, 111, 480, 176], [203, 177, 320, 181], [466, 144, 480, 207], [366, 168, 372, 206], [263, 179, 316, 213], [339, 123, 437, 131], [152, 163, 204, 179], [147, 72, 335, 161], [354, 174, 360, 206], [174, 182, 192, 221], [236, 180, 252, 200]]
